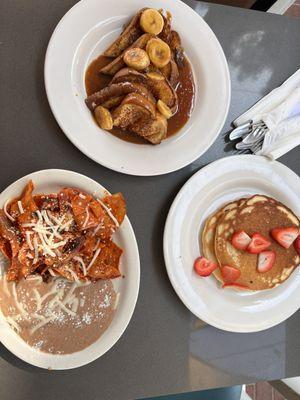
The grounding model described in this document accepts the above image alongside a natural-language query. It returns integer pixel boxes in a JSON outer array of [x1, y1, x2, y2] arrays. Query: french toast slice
[[112, 93, 155, 130], [130, 112, 167, 144], [103, 8, 147, 58], [85, 81, 155, 111], [112, 68, 178, 112]]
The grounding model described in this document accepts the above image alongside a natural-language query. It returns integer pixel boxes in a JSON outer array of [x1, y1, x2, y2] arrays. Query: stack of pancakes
[[202, 195, 300, 290]]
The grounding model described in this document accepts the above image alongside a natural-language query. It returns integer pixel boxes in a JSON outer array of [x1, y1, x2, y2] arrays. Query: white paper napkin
[[233, 69, 300, 159]]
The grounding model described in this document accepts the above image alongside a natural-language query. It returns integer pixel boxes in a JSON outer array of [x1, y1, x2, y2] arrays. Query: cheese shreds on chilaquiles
[[0, 181, 126, 282]]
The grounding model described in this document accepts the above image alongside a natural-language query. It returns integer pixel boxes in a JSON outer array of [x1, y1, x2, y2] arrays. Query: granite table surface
[[0, 1, 299, 399]]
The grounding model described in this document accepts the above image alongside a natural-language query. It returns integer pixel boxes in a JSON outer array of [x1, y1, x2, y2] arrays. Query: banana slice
[[146, 38, 171, 68], [123, 48, 150, 71], [157, 100, 173, 119], [94, 106, 113, 130], [146, 71, 165, 81], [140, 9, 164, 35]]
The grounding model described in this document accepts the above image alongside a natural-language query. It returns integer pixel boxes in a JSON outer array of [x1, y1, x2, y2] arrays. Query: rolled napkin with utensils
[[229, 69, 300, 159]]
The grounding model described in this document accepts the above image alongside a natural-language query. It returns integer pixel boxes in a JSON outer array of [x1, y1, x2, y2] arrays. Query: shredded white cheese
[[48, 288, 64, 309], [2, 276, 10, 297], [12, 282, 27, 317], [70, 297, 79, 313], [32, 313, 48, 322], [79, 193, 86, 199], [55, 249, 62, 257], [25, 231, 34, 251], [37, 231, 56, 257], [113, 292, 120, 310], [50, 240, 66, 249], [39, 284, 59, 306], [64, 266, 80, 282], [79, 298, 85, 308], [73, 256, 87, 276], [54, 299, 76, 317], [47, 211, 62, 226], [36, 210, 43, 222], [41, 210, 52, 226], [87, 247, 101, 271], [17, 201, 24, 214], [6, 316, 21, 333], [48, 268, 56, 277], [33, 288, 42, 311], [62, 282, 77, 305], [82, 207, 90, 229], [93, 239, 100, 251], [33, 236, 39, 264], [22, 223, 36, 228], [3, 199, 15, 222], [30, 316, 55, 335], [97, 198, 119, 227], [93, 221, 103, 235], [64, 293, 75, 306], [59, 219, 73, 232], [26, 275, 43, 283]]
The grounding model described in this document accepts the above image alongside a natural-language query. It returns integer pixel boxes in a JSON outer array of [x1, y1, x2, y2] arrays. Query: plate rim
[[163, 155, 300, 332], [44, 0, 231, 176], [0, 168, 140, 369]]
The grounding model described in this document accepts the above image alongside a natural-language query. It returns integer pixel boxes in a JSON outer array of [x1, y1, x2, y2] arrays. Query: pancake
[[214, 195, 300, 290], [202, 200, 242, 283]]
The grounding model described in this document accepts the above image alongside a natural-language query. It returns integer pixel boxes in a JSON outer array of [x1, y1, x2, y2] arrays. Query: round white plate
[[44, 0, 230, 176], [0, 169, 140, 369], [163, 155, 300, 332]]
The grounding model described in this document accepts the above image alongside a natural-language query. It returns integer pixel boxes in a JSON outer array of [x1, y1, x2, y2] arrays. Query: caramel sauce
[[167, 58, 195, 137], [85, 54, 195, 144], [85, 56, 113, 96]]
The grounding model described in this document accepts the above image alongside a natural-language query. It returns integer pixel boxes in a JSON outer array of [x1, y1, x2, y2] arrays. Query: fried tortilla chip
[[88, 241, 122, 279], [95, 193, 126, 240], [0, 210, 20, 258]]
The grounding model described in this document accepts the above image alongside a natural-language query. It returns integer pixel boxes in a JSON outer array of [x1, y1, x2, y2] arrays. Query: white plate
[[44, 0, 230, 176], [0, 169, 140, 369], [163, 155, 300, 332]]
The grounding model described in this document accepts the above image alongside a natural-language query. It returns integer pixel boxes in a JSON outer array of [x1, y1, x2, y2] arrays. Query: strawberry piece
[[294, 235, 300, 255], [221, 265, 241, 283], [247, 233, 271, 254], [271, 227, 299, 249], [257, 250, 276, 273], [231, 230, 251, 250], [222, 282, 249, 290], [193, 257, 218, 277]]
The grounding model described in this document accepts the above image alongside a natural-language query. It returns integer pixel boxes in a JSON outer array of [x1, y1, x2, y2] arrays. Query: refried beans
[[0, 274, 117, 354]]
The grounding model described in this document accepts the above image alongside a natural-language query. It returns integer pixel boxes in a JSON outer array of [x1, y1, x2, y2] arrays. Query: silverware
[[229, 120, 252, 140], [229, 120, 268, 153]]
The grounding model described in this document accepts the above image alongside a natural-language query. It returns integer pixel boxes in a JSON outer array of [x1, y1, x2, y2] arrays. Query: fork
[[229, 120, 268, 152]]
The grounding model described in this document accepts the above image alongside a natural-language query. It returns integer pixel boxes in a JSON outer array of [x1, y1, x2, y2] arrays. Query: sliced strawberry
[[231, 230, 251, 250], [247, 233, 271, 254], [271, 227, 299, 249], [222, 282, 249, 290], [257, 250, 276, 273], [193, 257, 218, 277], [294, 235, 300, 255], [221, 265, 241, 283]]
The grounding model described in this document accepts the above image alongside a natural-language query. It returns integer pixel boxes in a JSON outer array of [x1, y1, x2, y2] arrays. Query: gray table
[[0, 1, 300, 399]]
